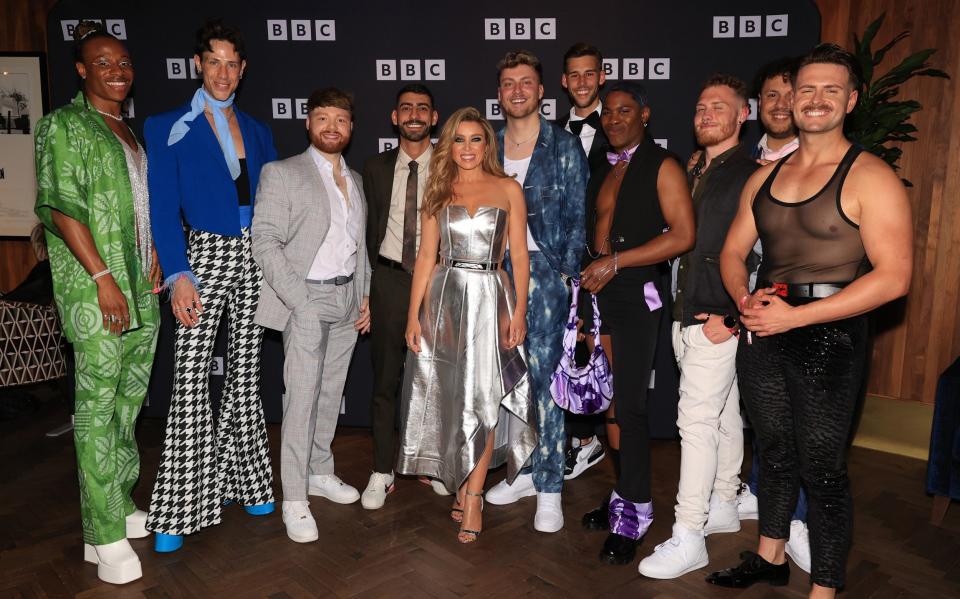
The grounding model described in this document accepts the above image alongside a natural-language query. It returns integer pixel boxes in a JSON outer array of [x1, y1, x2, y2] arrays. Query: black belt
[[376, 255, 407, 272], [441, 257, 500, 271], [306, 273, 354, 286], [761, 281, 846, 299]]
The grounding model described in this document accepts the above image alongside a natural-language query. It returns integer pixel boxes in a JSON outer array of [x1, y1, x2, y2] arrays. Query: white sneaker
[[484, 472, 536, 505], [563, 436, 605, 480], [360, 471, 396, 510], [83, 539, 142, 584], [533, 492, 564, 533], [308, 473, 360, 504], [785, 520, 811, 574], [282, 501, 319, 543], [125, 509, 149, 539], [736, 483, 759, 520], [638, 523, 708, 579], [704, 494, 740, 536]]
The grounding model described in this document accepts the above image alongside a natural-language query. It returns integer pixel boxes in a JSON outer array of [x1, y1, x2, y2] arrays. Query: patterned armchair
[[0, 299, 66, 388]]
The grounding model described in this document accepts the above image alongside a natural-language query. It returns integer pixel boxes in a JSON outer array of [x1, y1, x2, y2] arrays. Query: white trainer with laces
[[361, 471, 396, 509], [736, 483, 759, 520], [484, 472, 536, 505], [533, 492, 564, 533], [282, 500, 319, 543], [785, 519, 812, 573], [308, 473, 360, 504], [638, 523, 708, 579]]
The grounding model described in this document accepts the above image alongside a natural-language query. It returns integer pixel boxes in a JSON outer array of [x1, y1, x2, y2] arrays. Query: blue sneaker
[[154, 533, 183, 553]]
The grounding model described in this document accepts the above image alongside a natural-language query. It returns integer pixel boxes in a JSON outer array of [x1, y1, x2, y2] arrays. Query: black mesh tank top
[[754, 144, 870, 284]]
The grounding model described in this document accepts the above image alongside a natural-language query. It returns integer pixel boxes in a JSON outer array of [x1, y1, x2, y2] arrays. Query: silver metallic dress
[[398, 205, 537, 492]]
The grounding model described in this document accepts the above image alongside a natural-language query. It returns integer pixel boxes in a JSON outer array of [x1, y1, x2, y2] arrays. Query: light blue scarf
[[167, 87, 241, 180]]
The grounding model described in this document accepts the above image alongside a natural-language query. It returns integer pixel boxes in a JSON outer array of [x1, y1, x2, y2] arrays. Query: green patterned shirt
[[35, 92, 157, 342]]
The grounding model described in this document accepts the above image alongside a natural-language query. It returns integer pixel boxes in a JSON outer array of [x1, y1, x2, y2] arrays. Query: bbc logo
[[486, 99, 556, 121], [484, 18, 556, 40], [602, 58, 671, 81], [267, 19, 335, 41], [61, 19, 127, 40], [748, 98, 758, 121], [376, 60, 446, 81], [210, 356, 224, 376], [713, 15, 788, 38], [272, 98, 309, 120], [166, 58, 199, 80], [654, 139, 668, 149]]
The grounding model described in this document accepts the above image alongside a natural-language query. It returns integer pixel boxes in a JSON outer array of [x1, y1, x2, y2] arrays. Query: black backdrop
[[46, 1, 820, 434]]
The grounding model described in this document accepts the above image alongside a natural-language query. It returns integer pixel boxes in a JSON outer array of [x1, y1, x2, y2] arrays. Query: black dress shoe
[[705, 551, 790, 588], [598, 532, 637, 565], [582, 497, 609, 531]]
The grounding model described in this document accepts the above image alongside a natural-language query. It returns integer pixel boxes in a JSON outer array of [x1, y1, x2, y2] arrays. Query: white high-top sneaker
[[533, 493, 564, 533], [125, 509, 150, 539], [83, 538, 142, 584], [308, 473, 360, 504], [638, 523, 708, 579], [736, 483, 759, 520]]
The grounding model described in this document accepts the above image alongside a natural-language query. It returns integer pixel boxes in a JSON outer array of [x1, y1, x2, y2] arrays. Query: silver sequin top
[[114, 131, 153, 277]]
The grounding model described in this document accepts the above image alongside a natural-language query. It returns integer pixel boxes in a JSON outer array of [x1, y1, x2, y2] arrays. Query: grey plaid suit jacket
[[252, 149, 371, 331]]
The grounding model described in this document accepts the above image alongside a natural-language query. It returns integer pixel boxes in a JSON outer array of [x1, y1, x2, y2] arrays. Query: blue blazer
[[145, 102, 278, 279], [498, 116, 587, 278]]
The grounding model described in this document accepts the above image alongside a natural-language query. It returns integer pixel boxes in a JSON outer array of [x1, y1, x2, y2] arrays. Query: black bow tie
[[569, 111, 601, 136]]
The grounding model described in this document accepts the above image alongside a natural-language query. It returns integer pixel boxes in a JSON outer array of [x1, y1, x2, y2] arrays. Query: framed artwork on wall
[[0, 52, 49, 237]]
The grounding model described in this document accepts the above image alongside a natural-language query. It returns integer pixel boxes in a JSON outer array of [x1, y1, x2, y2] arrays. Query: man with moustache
[[710, 44, 912, 595], [638, 74, 757, 579], [579, 82, 695, 564], [483, 50, 588, 533], [557, 43, 613, 481], [252, 87, 372, 543], [360, 84, 440, 509], [734, 57, 812, 576]]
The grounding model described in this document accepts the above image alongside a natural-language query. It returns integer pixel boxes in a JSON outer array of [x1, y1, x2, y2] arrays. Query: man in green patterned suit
[[34, 21, 160, 585]]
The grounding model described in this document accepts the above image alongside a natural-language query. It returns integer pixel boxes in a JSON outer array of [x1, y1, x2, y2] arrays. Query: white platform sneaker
[[282, 501, 319, 543], [484, 472, 536, 505], [83, 539, 142, 584], [308, 474, 360, 504], [638, 523, 708, 579], [533, 493, 564, 533]]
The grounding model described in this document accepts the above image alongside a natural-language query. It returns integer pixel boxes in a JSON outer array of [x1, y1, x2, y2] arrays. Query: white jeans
[[671, 321, 743, 531]]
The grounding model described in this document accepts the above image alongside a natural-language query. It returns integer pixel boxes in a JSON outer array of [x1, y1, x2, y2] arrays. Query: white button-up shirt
[[565, 102, 602, 156], [380, 146, 431, 262], [307, 146, 363, 280]]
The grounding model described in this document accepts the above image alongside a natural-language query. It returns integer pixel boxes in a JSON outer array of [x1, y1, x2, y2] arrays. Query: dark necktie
[[568, 111, 601, 136], [401, 160, 419, 272]]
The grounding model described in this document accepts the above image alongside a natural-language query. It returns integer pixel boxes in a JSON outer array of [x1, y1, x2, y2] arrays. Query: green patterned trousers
[[73, 308, 158, 545]]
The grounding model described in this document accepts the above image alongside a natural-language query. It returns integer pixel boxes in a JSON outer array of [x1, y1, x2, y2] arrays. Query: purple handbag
[[550, 278, 613, 415]]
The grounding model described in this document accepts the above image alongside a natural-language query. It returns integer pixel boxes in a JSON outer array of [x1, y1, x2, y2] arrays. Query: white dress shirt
[[380, 145, 431, 262], [565, 102, 602, 155], [307, 146, 363, 280]]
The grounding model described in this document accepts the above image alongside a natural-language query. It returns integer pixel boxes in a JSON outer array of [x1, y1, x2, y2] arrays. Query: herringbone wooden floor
[[2, 397, 959, 598]]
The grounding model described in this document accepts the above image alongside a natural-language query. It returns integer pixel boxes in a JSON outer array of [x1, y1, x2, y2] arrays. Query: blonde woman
[[397, 107, 536, 543]]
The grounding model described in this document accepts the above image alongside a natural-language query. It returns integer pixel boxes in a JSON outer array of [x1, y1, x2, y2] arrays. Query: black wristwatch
[[722, 314, 739, 331]]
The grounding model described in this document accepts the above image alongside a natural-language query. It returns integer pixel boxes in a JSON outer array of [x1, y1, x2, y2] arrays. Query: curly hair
[[423, 107, 507, 217]]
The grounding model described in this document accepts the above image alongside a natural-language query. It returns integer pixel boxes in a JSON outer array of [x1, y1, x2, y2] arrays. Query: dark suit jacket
[[556, 110, 610, 172], [362, 147, 401, 268]]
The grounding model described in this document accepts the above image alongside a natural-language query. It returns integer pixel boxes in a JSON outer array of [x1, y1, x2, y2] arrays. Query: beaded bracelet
[[91, 268, 111, 281]]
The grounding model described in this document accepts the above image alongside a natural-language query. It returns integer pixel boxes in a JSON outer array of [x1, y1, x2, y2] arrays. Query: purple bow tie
[[606, 147, 637, 165]]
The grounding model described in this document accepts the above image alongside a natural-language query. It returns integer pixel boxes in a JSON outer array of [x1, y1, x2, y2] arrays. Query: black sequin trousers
[[737, 306, 868, 589]]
